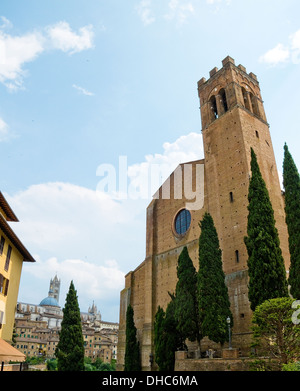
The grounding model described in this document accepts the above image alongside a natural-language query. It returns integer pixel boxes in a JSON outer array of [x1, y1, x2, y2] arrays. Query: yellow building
[[0, 191, 35, 364]]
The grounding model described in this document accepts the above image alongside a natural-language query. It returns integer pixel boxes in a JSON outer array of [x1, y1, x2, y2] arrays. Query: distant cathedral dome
[[39, 276, 61, 308], [39, 296, 60, 307]]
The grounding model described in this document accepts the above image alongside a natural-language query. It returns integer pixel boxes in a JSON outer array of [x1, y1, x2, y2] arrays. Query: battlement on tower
[[197, 56, 266, 130], [198, 56, 258, 89]]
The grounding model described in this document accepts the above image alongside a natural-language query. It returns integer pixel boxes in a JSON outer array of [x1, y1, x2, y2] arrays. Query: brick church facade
[[117, 56, 290, 370]]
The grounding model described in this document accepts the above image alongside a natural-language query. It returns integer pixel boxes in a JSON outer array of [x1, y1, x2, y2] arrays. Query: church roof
[[39, 296, 60, 307]]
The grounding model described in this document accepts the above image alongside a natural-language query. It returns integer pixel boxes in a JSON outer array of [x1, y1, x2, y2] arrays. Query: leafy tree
[[83, 357, 116, 371], [124, 304, 141, 371], [282, 361, 300, 371], [244, 148, 288, 310], [198, 212, 232, 345], [283, 143, 300, 298], [251, 297, 300, 367], [46, 358, 58, 371], [174, 246, 201, 348], [55, 281, 85, 371]]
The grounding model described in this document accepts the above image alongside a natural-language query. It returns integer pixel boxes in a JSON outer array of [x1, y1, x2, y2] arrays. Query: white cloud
[[72, 84, 95, 96], [0, 16, 13, 30], [259, 43, 290, 66], [290, 29, 300, 50], [132, 131, 203, 173], [206, 0, 231, 4], [136, 0, 156, 26], [0, 18, 95, 90], [24, 256, 125, 304], [0, 30, 44, 90], [7, 182, 136, 253], [6, 182, 143, 320], [0, 117, 13, 141], [7, 132, 203, 320], [164, 0, 195, 24], [136, 0, 195, 26], [126, 132, 203, 199], [46, 21, 94, 54], [260, 28, 300, 66]]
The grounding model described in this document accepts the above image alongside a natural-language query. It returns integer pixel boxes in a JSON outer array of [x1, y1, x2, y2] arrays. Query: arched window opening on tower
[[235, 250, 240, 263], [209, 95, 218, 120], [219, 88, 228, 112], [241, 87, 251, 111], [229, 191, 234, 203], [250, 93, 260, 117]]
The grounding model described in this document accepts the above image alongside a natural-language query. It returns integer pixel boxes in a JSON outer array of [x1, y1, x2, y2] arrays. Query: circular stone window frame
[[172, 208, 192, 239]]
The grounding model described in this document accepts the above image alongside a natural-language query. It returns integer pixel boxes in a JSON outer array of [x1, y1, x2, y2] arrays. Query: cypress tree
[[174, 246, 201, 347], [154, 306, 167, 371], [244, 148, 288, 311], [55, 281, 84, 371], [283, 143, 300, 298], [198, 212, 232, 345], [124, 304, 141, 371], [154, 294, 186, 371], [163, 293, 186, 371]]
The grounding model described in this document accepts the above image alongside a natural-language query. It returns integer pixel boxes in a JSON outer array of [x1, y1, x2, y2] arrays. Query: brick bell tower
[[198, 56, 290, 339]]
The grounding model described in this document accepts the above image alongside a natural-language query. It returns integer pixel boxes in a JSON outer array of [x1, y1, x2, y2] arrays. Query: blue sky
[[1, 0, 300, 322]]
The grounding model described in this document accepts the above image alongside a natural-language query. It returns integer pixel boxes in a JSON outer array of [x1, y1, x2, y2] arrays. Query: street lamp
[[226, 316, 232, 349]]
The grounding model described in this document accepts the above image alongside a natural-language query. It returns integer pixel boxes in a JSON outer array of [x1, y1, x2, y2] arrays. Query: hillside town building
[[15, 275, 118, 361]]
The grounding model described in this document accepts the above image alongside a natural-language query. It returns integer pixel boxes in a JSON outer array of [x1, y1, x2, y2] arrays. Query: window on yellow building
[[0, 274, 9, 296], [4, 245, 12, 271], [0, 236, 5, 255], [0, 310, 4, 329]]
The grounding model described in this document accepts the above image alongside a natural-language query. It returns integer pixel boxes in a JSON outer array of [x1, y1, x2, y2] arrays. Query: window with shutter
[[4, 279, 9, 296], [0, 274, 4, 294], [0, 310, 4, 329], [4, 245, 12, 271], [0, 236, 5, 255]]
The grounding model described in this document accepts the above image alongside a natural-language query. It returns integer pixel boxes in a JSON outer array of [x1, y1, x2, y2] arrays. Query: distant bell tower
[[49, 274, 60, 304], [197, 56, 290, 332]]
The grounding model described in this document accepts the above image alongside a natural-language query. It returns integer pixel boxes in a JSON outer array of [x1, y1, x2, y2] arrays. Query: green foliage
[[124, 304, 141, 371], [174, 246, 200, 345], [282, 361, 300, 371], [244, 148, 288, 311], [154, 306, 166, 370], [163, 295, 185, 370], [26, 356, 46, 365], [283, 143, 300, 299], [55, 281, 85, 371], [252, 297, 300, 367], [46, 358, 58, 371], [198, 212, 232, 345], [154, 293, 187, 371], [83, 357, 115, 371]]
